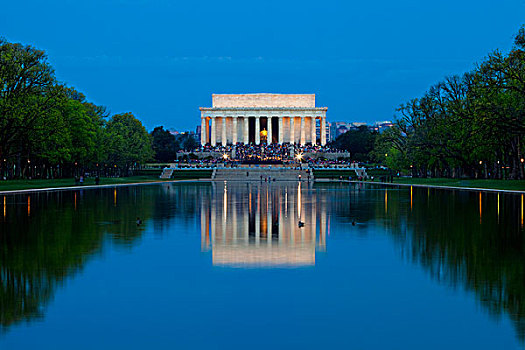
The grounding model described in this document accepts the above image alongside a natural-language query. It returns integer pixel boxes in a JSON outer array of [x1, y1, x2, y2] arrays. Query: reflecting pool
[[1, 182, 524, 349]]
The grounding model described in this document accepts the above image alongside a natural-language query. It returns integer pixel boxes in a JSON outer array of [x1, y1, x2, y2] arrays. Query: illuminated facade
[[199, 93, 328, 146]]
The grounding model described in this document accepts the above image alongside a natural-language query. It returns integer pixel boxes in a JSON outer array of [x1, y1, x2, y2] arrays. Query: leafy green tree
[[333, 125, 377, 162], [179, 134, 198, 151], [151, 126, 178, 162], [105, 112, 153, 175], [0, 39, 62, 163]]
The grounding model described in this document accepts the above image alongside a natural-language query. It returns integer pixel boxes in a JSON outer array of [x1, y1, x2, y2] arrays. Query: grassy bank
[[388, 177, 525, 191], [0, 176, 167, 191]]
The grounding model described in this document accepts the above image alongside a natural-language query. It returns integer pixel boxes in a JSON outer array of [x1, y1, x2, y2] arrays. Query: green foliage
[[151, 126, 178, 162], [175, 133, 198, 151], [333, 125, 377, 161], [375, 26, 525, 179], [106, 113, 154, 174], [0, 38, 155, 179]]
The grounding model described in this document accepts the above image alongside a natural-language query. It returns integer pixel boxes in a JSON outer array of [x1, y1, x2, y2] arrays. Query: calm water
[[1, 182, 524, 349]]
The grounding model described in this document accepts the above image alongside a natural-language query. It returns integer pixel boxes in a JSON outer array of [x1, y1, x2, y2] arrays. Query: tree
[[151, 126, 178, 162], [333, 125, 377, 162], [105, 113, 153, 175], [0, 38, 62, 165]]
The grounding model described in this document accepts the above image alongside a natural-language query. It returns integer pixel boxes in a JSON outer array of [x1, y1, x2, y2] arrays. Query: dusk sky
[[3, 0, 524, 131]]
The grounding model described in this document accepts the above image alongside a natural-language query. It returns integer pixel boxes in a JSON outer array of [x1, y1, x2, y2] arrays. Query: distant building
[[330, 122, 352, 139], [196, 125, 202, 143], [374, 121, 394, 133], [329, 120, 394, 139]]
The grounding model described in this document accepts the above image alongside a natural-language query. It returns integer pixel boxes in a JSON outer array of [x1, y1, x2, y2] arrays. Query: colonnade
[[200, 115, 327, 146]]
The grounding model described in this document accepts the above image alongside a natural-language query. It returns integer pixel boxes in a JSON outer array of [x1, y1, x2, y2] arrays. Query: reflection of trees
[[0, 185, 178, 332], [0, 183, 213, 332], [325, 183, 525, 342], [399, 189, 525, 342]]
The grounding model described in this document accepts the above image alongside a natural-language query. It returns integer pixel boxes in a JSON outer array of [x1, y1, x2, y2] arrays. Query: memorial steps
[[212, 168, 311, 181]]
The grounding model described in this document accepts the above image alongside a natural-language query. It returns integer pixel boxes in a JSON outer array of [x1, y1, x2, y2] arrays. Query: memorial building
[[199, 93, 328, 146]]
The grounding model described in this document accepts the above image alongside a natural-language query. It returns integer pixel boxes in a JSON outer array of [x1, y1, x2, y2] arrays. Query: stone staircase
[[213, 168, 311, 181], [354, 168, 368, 179], [160, 168, 174, 179]]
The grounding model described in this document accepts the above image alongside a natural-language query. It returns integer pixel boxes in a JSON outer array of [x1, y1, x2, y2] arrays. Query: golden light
[[260, 129, 268, 137], [385, 153, 388, 157], [521, 158, 524, 163], [296, 153, 303, 161], [222, 153, 229, 160], [479, 160, 482, 165]]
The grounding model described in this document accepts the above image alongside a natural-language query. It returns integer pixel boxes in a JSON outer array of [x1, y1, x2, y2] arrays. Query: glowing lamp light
[[521, 158, 524, 163], [222, 153, 229, 160], [260, 129, 268, 137]]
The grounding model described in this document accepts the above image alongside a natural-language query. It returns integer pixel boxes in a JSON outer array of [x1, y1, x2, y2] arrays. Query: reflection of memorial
[[201, 182, 328, 267]]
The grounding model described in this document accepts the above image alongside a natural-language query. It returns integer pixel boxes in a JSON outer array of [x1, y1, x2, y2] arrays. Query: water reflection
[[201, 182, 327, 267], [1, 182, 525, 347]]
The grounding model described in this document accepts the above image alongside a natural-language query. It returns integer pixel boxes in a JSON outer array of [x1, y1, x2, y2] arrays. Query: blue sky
[[2, 0, 524, 131]]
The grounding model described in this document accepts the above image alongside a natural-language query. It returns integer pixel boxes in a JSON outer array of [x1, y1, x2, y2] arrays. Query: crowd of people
[[175, 143, 353, 167]]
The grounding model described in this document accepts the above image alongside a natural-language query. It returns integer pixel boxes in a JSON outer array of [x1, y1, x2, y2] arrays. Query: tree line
[[0, 38, 174, 179], [371, 26, 525, 179]]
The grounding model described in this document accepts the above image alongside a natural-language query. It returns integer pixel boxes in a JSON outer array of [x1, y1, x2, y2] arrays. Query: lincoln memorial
[[199, 93, 328, 146]]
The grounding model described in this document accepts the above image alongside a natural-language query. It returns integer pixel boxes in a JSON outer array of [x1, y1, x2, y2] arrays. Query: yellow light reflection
[[223, 184, 227, 222], [521, 194, 524, 228], [410, 186, 413, 211], [285, 190, 288, 217], [497, 193, 500, 222], [479, 192, 482, 223], [27, 195, 30, 216], [74, 192, 77, 211], [297, 182, 302, 219], [3, 196, 5, 219], [114, 188, 117, 207], [385, 190, 388, 214]]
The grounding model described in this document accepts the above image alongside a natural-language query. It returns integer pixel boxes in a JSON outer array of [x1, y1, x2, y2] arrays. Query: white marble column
[[232, 117, 238, 145], [200, 117, 206, 146], [255, 116, 260, 145], [290, 117, 295, 144], [206, 118, 210, 145], [222, 117, 227, 146], [211, 117, 216, 146], [244, 117, 249, 144], [321, 116, 326, 146], [278, 117, 283, 144], [300, 116, 305, 146], [267, 116, 272, 144], [311, 117, 316, 145]]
